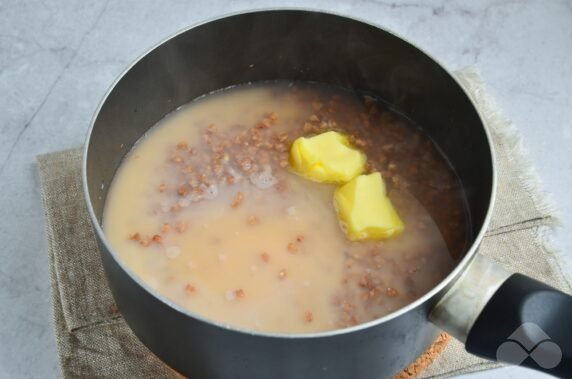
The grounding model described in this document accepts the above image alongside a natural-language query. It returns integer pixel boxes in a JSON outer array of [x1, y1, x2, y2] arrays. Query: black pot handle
[[466, 273, 572, 377], [429, 255, 572, 378]]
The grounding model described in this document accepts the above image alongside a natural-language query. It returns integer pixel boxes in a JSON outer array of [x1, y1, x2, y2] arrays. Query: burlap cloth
[[38, 70, 571, 378]]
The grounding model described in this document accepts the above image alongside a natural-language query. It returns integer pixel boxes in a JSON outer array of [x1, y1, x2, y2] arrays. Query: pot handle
[[429, 254, 572, 377]]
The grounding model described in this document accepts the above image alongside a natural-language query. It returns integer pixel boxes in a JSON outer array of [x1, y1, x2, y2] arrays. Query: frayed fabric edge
[[455, 68, 571, 287]]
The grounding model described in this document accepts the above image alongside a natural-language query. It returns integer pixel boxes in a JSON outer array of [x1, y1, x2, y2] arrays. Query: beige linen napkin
[[38, 70, 571, 379]]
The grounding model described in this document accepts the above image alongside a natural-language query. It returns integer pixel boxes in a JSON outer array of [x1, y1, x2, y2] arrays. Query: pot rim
[[82, 7, 497, 339]]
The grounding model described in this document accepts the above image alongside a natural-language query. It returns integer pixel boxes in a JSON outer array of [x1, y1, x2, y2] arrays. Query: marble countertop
[[1, 0, 571, 378]]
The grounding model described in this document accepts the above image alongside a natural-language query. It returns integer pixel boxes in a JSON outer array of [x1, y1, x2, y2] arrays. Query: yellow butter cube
[[289, 131, 366, 183], [334, 172, 404, 241]]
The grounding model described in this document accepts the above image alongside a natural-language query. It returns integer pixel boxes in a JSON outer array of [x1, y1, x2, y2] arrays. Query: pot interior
[[85, 9, 493, 305]]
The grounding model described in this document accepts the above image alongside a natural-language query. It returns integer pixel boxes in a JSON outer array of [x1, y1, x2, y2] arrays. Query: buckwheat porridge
[[103, 82, 468, 333]]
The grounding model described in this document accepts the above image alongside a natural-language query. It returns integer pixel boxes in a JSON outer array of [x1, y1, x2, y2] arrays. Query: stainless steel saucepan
[[83, 10, 572, 378]]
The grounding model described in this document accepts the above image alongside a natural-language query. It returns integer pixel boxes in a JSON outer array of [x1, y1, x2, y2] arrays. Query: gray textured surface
[[0, 1, 570, 378]]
